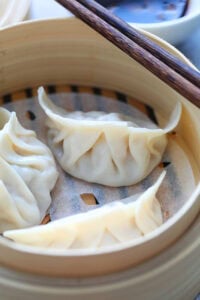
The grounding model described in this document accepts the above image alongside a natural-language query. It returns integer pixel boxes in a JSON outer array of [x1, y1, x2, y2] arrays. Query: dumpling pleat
[[0, 158, 40, 231]]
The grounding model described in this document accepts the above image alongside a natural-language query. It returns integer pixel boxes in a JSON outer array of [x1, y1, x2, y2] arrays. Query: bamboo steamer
[[0, 18, 199, 300]]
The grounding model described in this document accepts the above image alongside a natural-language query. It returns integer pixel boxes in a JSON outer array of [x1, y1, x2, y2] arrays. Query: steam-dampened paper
[[4, 91, 198, 222]]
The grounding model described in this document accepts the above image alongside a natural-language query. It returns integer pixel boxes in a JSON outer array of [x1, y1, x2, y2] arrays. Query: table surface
[[178, 29, 200, 70], [27, 0, 200, 70]]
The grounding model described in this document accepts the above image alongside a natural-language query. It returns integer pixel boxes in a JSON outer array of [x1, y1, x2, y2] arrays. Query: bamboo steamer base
[[0, 212, 199, 300], [0, 18, 199, 299]]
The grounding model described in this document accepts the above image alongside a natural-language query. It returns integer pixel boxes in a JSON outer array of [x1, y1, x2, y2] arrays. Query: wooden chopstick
[[55, 0, 200, 108], [78, 0, 200, 89]]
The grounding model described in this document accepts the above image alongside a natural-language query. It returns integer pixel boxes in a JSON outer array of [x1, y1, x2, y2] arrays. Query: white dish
[[136, 0, 200, 45], [0, 0, 30, 28], [28, 0, 200, 45]]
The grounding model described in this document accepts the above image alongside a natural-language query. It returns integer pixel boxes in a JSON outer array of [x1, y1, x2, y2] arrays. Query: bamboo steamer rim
[[0, 212, 200, 298], [0, 18, 199, 277]]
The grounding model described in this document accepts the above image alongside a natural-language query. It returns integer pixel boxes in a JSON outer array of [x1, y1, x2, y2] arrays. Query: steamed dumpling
[[38, 87, 181, 187], [0, 107, 58, 232], [3, 172, 165, 249]]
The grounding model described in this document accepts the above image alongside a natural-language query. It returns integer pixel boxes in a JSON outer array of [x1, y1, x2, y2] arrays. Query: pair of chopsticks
[[55, 0, 200, 108]]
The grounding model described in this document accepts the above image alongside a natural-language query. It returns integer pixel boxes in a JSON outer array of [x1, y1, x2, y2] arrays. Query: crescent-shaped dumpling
[[0, 107, 58, 232], [4, 172, 165, 250], [38, 87, 181, 187]]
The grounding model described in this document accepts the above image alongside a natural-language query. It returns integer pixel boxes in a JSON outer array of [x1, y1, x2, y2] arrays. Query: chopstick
[[78, 0, 200, 89], [55, 0, 200, 108]]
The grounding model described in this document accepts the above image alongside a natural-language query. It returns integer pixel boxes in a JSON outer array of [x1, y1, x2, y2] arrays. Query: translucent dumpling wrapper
[[3, 171, 165, 250], [0, 107, 58, 232], [38, 87, 181, 187]]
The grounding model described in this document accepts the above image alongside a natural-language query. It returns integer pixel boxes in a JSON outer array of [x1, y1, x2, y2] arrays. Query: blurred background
[[0, 0, 200, 67], [28, 0, 200, 69]]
